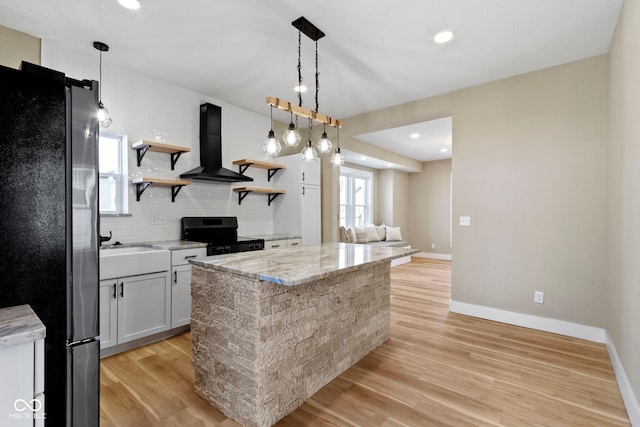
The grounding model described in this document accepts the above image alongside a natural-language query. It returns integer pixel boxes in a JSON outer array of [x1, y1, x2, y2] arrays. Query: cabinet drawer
[[171, 248, 207, 266], [265, 239, 287, 249], [287, 238, 302, 248]]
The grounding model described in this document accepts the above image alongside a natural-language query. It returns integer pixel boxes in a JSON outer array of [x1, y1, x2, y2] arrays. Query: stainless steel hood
[[180, 103, 252, 182]]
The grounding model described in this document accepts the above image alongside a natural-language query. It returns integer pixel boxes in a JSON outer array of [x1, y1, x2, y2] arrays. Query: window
[[339, 166, 373, 228], [99, 133, 128, 214]]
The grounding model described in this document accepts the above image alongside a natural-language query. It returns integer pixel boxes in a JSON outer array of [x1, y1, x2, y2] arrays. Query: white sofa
[[339, 225, 412, 266]]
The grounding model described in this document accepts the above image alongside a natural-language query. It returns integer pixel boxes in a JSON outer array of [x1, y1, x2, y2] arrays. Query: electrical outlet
[[534, 291, 544, 304], [431, 243, 436, 249], [459, 216, 471, 226], [150, 214, 165, 225]]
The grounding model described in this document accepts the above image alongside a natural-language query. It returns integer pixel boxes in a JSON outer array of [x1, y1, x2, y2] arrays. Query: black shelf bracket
[[237, 190, 251, 205], [170, 152, 186, 170], [268, 193, 281, 206], [171, 185, 184, 202], [267, 168, 280, 182], [238, 163, 252, 175], [135, 145, 151, 167], [135, 182, 151, 201]]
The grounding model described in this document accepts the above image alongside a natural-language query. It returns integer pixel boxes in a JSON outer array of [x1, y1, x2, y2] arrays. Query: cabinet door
[[99, 279, 118, 350], [301, 158, 321, 185], [286, 238, 302, 248], [265, 239, 287, 249], [118, 272, 171, 344], [0, 342, 34, 427], [301, 185, 321, 245], [171, 265, 192, 328]]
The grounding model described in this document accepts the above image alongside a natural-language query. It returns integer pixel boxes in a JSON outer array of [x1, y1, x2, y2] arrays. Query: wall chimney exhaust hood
[[180, 103, 253, 182]]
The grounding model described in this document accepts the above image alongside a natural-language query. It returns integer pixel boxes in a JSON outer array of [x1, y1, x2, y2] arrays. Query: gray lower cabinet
[[171, 248, 207, 328], [99, 271, 171, 350]]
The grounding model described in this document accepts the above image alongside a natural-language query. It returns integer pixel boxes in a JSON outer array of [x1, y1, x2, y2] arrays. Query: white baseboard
[[413, 252, 452, 261], [391, 255, 411, 267], [448, 300, 606, 343], [606, 332, 640, 426]]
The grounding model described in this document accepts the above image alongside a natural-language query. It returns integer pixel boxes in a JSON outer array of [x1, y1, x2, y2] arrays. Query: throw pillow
[[385, 225, 403, 241], [365, 225, 380, 242], [345, 228, 356, 243], [354, 226, 369, 243], [339, 226, 348, 243], [375, 224, 386, 241]]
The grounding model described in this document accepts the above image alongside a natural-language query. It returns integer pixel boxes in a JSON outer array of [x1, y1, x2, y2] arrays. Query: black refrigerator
[[0, 62, 100, 426]]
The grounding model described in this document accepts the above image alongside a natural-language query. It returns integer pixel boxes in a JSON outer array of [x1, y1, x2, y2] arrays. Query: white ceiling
[[0, 0, 623, 169]]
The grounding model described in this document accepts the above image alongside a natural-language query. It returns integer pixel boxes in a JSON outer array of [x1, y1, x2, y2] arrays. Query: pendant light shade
[[262, 130, 281, 158], [282, 112, 301, 146], [93, 41, 112, 128], [262, 106, 281, 158], [301, 140, 318, 162], [330, 147, 344, 167], [330, 126, 344, 167], [316, 124, 332, 153], [97, 101, 113, 128]]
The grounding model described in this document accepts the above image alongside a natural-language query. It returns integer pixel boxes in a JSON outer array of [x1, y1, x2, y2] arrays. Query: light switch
[[459, 216, 471, 226]]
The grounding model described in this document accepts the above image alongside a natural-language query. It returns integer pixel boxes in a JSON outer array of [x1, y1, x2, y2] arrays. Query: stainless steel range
[[181, 217, 264, 255]]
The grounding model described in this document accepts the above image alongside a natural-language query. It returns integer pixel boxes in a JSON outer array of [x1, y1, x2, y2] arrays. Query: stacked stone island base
[[189, 243, 418, 427]]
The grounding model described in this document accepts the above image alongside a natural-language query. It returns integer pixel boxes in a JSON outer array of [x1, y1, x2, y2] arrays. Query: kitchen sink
[[99, 246, 170, 280]]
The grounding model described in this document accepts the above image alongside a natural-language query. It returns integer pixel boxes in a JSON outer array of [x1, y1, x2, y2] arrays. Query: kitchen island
[[189, 242, 418, 427]]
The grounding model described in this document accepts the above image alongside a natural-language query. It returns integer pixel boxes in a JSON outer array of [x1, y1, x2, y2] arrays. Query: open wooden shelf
[[131, 177, 191, 202], [132, 140, 190, 170], [232, 159, 286, 181], [232, 186, 286, 206]]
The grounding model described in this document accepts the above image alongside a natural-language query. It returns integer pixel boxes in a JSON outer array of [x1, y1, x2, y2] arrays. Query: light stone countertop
[[100, 240, 208, 251], [0, 305, 46, 349], [190, 242, 419, 286]]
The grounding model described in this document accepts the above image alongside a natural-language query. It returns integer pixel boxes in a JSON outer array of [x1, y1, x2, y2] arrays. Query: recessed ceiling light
[[410, 133, 420, 139], [434, 30, 454, 44], [387, 163, 393, 167], [440, 148, 448, 152], [294, 85, 307, 93], [361, 156, 367, 161], [118, 0, 141, 10]]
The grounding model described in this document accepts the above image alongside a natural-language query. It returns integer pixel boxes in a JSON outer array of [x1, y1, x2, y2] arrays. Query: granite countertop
[[0, 305, 46, 349], [100, 240, 207, 251], [240, 234, 301, 241], [190, 242, 419, 286]]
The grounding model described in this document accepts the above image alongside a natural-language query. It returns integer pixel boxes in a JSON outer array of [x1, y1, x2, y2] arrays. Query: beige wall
[[608, 0, 640, 412], [0, 25, 40, 68], [377, 169, 409, 233], [408, 159, 452, 254], [343, 55, 609, 329], [450, 56, 609, 327]]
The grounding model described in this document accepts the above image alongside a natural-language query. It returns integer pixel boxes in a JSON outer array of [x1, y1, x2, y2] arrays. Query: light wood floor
[[100, 258, 630, 426]]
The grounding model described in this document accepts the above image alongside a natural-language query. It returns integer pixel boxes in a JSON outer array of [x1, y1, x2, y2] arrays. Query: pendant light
[[330, 126, 344, 167], [264, 17, 342, 159], [262, 106, 281, 158], [282, 33, 303, 147], [316, 123, 332, 154], [93, 41, 112, 128], [282, 110, 301, 146], [301, 118, 318, 161]]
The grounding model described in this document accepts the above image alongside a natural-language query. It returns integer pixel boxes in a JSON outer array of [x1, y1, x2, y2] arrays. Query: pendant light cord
[[297, 31, 302, 109], [98, 50, 103, 101], [315, 40, 319, 114]]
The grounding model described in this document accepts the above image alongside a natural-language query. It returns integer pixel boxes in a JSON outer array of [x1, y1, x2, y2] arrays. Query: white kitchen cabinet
[[264, 238, 302, 249], [170, 247, 206, 328], [99, 271, 171, 350], [0, 306, 45, 426], [264, 239, 287, 250], [99, 280, 117, 349], [274, 154, 321, 245]]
